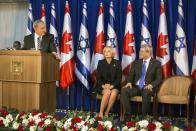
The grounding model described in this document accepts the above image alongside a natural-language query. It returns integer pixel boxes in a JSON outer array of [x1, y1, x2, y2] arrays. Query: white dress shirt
[[136, 57, 151, 86], [34, 33, 42, 50]]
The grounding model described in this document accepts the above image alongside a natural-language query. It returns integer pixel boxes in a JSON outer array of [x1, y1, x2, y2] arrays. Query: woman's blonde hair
[[103, 46, 115, 58]]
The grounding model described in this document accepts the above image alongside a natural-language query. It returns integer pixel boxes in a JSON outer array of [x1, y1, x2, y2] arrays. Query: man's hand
[[123, 83, 132, 88], [144, 84, 153, 91], [52, 52, 60, 61]]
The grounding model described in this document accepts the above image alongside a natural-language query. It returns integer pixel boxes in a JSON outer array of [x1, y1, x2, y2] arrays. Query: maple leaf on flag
[[94, 31, 104, 54], [160, 3, 165, 14], [123, 32, 135, 55], [62, 31, 72, 54], [157, 32, 168, 58]]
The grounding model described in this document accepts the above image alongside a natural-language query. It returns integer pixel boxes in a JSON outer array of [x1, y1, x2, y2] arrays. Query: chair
[[120, 76, 159, 121], [90, 75, 127, 116], [155, 76, 193, 121], [120, 89, 158, 121]]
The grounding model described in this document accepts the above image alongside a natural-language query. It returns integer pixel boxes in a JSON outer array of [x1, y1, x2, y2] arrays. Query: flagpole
[[81, 86, 84, 111], [67, 86, 70, 110]]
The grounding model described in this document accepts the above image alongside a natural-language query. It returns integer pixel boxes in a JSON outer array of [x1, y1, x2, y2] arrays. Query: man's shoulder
[[133, 59, 142, 64], [150, 58, 161, 65], [24, 34, 33, 39], [44, 33, 54, 38]]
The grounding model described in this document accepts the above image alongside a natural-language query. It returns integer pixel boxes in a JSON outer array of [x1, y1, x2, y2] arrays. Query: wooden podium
[[0, 50, 59, 112]]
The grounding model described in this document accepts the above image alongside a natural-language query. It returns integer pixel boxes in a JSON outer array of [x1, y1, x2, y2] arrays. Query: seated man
[[121, 44, 162, 120]]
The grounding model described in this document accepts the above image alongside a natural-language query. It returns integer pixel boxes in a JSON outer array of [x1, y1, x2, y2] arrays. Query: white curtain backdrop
[[0, 2, 28, 49]]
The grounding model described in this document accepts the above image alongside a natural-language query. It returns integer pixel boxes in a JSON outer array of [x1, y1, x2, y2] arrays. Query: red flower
[[40, 112, 48, 119], [31, 111, 38, 116], [0, 119, 4, 127], [109, 128, 115, 131], [97, 124, 104, 131], [38, 121, 44, 128], [147, 122, 156, 131], [18, 125, 23, 131], [186, 127, 193, 131], [19, 112, 25, 119], [163, 122, 171, 129], [72, 116, 81, 123], [45, 126, 51, 131], [127, 121, 135, 128], [70, 123, 75, 129], [28, 121, 35, 127], [0, 110, 9, 117]]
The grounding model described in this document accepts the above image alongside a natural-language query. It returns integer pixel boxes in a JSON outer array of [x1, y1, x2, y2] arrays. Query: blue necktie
[[37, 37, 42, 50], [139, 61, 147, 89]]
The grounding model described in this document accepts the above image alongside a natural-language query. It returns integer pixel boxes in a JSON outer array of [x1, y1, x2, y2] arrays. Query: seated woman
[[96, 46, 122, 118]]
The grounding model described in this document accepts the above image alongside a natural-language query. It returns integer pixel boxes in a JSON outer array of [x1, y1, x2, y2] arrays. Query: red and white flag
[[90, 3, 105, 82], [41, 4, 46, 25], [191, 36, 196, 79], [122, 1, 136, 76], [60, 1, 75, 89], [156, 0, 172, 78]]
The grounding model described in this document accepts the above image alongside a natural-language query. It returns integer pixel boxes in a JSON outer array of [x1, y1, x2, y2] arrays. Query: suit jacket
[[96, 59, 122, 91], [22, 33, 57, 53], [126, 58, 162, 91]]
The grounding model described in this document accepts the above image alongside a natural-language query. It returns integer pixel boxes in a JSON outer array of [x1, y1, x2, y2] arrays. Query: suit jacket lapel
[[41, 35, 46, 47], [138, 59, 143, 78], [145, 58, 153, 78]]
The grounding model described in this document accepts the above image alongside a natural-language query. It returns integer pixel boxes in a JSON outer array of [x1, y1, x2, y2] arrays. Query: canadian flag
[[156, 0, 172, 78], [90, 3, 104, 82], [41, 4, 46, 25], [191, 36, 196, 79], [122, 1, 136, 76], [60, 1, 75, 89]]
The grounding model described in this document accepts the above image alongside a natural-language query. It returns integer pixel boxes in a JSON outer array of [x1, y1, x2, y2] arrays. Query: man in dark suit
[[22, 20, 58, 56], [121, 44, 162, 119]]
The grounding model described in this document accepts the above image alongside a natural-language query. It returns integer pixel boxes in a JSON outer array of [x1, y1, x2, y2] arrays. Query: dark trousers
[[120, 87, 153, 116]]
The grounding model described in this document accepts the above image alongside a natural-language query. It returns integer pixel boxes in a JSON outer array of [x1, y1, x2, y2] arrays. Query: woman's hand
[[109, 85, 114, 90]]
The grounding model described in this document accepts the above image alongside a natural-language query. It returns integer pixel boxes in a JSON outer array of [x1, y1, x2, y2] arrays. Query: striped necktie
[[37, 37, 42, 50]]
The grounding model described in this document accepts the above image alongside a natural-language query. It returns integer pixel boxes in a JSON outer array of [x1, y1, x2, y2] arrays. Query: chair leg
[[168, 105, 173, 118], [153, 100, 158, 119], [187, 103, 190, 125], [90, 97, 94, 117], [120, 103, 124, 122]]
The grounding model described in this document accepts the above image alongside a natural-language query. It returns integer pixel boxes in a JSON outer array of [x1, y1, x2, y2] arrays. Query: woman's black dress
[[95, 58, 122, 94]]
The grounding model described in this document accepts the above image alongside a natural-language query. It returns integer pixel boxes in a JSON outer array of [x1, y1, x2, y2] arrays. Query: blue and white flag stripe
[[174, 0, 189, 75], [50, 3, 60, 54], [75, 3, 91, 90], [106, 2, 119, 59], [140, 0, 152, 46], [26, 3, 34, 35]]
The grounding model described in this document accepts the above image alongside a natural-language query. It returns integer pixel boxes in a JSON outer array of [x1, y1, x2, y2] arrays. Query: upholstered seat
[[130, 96, 153, 102], [155, 76, 193, 121]]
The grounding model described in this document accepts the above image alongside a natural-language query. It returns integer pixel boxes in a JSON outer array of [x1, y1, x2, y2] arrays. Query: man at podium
[[22, 20, 57, 55]]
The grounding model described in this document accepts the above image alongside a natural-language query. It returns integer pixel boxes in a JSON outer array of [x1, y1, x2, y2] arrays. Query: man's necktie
[[139, 61, 147, 89], [37, 37, 42, 50]]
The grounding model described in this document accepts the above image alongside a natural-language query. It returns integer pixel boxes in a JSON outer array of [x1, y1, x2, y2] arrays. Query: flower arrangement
[[122, 119, 194, 131], [0, 108, 194, 131]]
